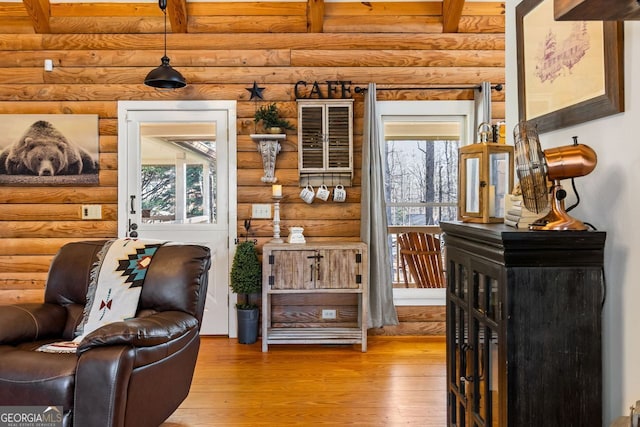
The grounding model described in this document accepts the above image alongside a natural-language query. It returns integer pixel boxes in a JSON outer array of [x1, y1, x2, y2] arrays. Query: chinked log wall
[[0, 1, 505, 336]]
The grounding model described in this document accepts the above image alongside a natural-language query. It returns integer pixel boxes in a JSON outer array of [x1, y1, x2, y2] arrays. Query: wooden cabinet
[[297, 99, 354, 187], [262, 242, 368, 352], [555, 0, 640, 20], [441, 221, 606, 427]]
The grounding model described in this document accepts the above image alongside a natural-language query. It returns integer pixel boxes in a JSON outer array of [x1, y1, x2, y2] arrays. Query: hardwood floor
[[163, 335, 447, 426]]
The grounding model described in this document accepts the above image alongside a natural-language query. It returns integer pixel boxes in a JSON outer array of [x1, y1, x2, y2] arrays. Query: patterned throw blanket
[[38, 238, 165, 353]]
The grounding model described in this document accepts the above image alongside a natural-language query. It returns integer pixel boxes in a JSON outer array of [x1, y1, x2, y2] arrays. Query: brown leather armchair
[[0, 240, 211, 427]]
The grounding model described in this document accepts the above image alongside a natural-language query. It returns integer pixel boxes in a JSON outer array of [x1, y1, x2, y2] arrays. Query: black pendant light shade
[[144, 56, 186, 89], [144, 0, 186, 89]]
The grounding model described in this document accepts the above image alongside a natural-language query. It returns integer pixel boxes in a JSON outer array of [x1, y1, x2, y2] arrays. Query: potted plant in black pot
[[230, 239, 262, 344], [254, 103, 295, 134]]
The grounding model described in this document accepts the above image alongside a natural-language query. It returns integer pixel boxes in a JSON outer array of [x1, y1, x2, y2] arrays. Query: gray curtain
[[361, 83, 399, 328]]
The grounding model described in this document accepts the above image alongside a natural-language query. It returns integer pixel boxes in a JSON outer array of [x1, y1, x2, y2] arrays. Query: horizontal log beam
[[0, 187, 117, 203], [0, 255, 53, 272], [0, 237, 104, 255], [324, 16, 443, 33], [237, 219, 360, 238], [0, 289, 44, 304], [290, 49, 504, 67], [1, 204, 117, 221], [0, 32, 505, 51], [0, 221, 118, 238], [238, 202, 362, 220], [0, 66, 504, 86], [325, 2, 442, 16], [0, 273, 47, 289], [189, 2, 307, 16], [190, 16, 307, 33]]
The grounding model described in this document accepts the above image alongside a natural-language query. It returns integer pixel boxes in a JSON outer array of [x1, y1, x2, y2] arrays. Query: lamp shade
[[144, 56, 186, 89]]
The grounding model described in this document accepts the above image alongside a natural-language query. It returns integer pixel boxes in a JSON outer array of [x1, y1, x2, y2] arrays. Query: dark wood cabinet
[[441, 221, 606, 427]]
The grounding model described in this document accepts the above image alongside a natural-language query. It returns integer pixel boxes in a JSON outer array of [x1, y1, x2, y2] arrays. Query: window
[[385, 132, 459, 228], [378, 101, 475, 305]]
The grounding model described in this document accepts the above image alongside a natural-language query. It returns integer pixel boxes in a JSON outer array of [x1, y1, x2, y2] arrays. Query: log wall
[[0, 1, 505, 335]]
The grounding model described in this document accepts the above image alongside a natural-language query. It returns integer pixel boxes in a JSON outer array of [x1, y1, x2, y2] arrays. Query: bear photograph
[[0, 114, 99, 185]]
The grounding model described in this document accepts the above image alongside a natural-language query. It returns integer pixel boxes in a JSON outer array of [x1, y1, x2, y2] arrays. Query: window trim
[[377, 100, 475, 306]]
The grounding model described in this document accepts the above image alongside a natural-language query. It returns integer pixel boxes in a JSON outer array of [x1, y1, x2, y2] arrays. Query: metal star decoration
[[246, 81, 265, 101]]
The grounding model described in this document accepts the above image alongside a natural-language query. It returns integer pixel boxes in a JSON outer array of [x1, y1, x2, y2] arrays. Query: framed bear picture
[[0, 114, 99, 185]]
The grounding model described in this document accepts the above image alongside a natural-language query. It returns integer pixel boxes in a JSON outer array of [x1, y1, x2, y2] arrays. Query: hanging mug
[[300, 184, 315, 204], [333, 185, 346, 202], [316, 184, 330, 201]]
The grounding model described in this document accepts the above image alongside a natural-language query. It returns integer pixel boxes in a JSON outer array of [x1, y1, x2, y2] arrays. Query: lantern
[[458, 126, 514, 223]]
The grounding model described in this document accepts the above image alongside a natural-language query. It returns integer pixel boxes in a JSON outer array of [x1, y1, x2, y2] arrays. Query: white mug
[[300, 184, 315, 204], [333, 185, 346, 202], [316, 184, 330, 201]]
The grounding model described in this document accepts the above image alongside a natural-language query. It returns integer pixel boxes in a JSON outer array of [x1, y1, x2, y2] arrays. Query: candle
[[272, 185, 282, 197]]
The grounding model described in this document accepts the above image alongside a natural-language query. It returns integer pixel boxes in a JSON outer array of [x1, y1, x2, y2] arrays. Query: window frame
[[377, 100, 475, 306]]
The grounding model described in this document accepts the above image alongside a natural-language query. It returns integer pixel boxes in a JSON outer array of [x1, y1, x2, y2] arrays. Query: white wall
[[506, 4, 640, 424]]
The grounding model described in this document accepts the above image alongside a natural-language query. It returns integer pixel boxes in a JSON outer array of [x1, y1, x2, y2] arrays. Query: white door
[[117, 101, 237, 335]]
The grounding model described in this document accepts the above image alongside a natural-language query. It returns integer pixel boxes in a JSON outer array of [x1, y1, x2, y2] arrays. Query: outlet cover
[[321, 309, 337, 320], [252, 204, 271, 219]]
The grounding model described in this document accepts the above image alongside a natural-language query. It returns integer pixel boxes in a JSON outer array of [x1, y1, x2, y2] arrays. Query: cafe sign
[[294, 80, 353, 99]]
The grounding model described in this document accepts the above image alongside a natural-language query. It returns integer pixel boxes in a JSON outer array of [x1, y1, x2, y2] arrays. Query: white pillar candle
[[272, 184, 282, 197]]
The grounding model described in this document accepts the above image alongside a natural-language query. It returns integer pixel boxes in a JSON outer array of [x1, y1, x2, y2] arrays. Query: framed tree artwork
[[516, 0, 624, 133]]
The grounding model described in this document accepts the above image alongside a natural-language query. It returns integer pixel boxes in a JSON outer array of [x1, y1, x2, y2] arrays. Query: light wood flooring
[[163, 335, 447, 426]]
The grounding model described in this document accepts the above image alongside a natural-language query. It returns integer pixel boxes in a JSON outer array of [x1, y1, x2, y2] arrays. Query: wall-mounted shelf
[[251, 133, 286, 183], [554, 0, 640, 20]]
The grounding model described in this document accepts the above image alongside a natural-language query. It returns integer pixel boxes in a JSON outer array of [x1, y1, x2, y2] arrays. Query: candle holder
[[271, 195, 284, 243]]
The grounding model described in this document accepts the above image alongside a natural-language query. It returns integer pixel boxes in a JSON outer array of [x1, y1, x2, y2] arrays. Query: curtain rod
[[353, 83, 503, 94]]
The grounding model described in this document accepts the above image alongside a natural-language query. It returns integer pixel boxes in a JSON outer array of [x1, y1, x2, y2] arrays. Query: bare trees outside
[[385, 139, 459, 226]]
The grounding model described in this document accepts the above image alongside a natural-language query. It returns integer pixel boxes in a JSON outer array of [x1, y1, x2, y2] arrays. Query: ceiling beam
[[167, 0, 188, 33], [22, 0, 51, 33], [442, 0, 465, 33], [307, 0, 324, 33]]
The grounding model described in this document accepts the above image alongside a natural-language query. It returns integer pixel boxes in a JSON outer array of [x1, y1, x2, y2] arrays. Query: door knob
[[128, 219, 138, 238]]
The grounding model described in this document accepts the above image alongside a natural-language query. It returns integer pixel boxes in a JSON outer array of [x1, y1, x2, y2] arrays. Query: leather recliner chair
[[0, 240, 212, 427]]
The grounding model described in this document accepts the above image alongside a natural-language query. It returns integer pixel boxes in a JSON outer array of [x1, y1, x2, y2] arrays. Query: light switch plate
[[252, 204, 271, 219], [81, 205, 102, 219]]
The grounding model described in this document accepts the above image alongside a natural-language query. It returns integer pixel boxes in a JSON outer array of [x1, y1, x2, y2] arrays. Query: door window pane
[[142, 165, 176, 222], [140, 123, 217, 224]]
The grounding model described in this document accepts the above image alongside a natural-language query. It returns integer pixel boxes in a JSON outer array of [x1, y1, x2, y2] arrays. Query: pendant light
[[144, 0, 186, 89]]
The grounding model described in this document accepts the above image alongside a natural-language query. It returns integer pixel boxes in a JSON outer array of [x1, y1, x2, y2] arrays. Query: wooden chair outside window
[[398, 231, 445, 288]]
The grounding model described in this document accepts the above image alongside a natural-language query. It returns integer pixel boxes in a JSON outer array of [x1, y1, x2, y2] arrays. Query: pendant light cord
[[159, 0, 168, 59], [163, 7, 167, 58]]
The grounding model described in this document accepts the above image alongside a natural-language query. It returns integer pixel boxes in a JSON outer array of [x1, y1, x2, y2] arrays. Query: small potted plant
[[254, 103, 295, 134], [230, 239, 262, 344]]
